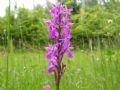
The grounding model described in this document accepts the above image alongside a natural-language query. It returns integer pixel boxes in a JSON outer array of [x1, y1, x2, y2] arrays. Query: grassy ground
[[0, 49, 120, 90]]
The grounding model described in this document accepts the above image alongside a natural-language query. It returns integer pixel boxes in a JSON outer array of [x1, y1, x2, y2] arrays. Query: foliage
[[70, 3, 120, 48], [0, 1, 120, 49], [1, 50, 120, 90], [0, 6, 49, 49]]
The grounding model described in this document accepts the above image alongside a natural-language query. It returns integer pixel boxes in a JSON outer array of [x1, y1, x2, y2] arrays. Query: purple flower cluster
[[45, 3, 73, 76]]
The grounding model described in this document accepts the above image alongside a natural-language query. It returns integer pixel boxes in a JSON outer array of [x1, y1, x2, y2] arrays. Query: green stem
[[56, 82, 60, 90], [6, 0, 11, 89], [56, 74, 60, 90]]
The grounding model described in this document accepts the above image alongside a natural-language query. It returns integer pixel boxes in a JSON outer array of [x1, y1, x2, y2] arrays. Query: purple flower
[[45, 3, 73, 90], [45, 2, 73, 73], [44, 84, 51, 90], [67, 52, 73, 59]]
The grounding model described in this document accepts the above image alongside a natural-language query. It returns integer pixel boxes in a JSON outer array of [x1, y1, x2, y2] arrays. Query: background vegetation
[[0, 0, 120, 50], [0, 0, 120, 90]]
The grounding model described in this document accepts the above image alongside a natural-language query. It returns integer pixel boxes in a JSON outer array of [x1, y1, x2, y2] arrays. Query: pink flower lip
[[44, 84, 51, 90]]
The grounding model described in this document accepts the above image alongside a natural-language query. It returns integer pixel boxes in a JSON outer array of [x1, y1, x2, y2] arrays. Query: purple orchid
[[44, 84, 51, 90], [45, 3, 73, 90]]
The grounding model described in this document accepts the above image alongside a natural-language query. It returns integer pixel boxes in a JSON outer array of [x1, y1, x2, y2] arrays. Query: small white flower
[[108, 19, 113, 24]]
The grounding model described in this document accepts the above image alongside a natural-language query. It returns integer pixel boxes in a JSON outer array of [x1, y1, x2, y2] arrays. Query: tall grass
[[5, 0, 11, 89], [0, 0, 120, 90], [0, 49, 120, 90]]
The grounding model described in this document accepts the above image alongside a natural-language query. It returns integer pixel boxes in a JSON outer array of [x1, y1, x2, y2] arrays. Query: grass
[[2, 0, 119, 90], [0, 49, 120, 90]]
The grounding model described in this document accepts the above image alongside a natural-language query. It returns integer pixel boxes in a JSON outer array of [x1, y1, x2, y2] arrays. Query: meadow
[[0, 0, 120, 90], [0, 48, 120, 90]]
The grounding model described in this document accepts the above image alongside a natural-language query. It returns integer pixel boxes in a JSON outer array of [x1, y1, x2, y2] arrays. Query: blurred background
[[0, 0, 120, 90], [0, 0, 120, 51]]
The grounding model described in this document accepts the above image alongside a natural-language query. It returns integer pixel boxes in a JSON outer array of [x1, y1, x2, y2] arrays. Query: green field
[[0, 49, 120, 90], [0, 0, 120, 90]]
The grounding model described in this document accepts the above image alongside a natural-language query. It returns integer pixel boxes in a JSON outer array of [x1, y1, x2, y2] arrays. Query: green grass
[[0, 49, 120, 90]]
